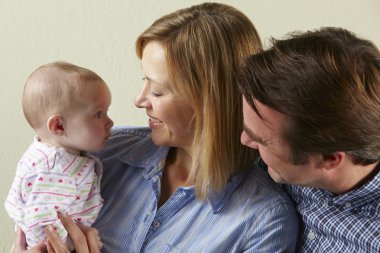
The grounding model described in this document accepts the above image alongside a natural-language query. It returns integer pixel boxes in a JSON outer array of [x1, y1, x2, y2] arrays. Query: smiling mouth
[[148, 116, 164, 128], [149, 116, 162, 123]]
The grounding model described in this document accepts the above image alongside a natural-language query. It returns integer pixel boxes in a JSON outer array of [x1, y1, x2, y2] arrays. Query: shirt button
[[153, 221, 161, 228], [307, 231, 316, 240], [345, 202, 351, 208]]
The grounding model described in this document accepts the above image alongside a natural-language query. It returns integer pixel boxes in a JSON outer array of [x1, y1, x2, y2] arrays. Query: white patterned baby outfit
[[4, 137, 103, 249]]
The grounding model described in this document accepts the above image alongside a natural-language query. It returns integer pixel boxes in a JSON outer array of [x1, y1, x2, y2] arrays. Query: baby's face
[[62, 81, 113, 154]]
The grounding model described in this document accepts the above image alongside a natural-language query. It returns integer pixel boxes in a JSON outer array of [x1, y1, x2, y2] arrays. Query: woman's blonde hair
[[136, 3, 261, 198], [23, 61, 105, 129]]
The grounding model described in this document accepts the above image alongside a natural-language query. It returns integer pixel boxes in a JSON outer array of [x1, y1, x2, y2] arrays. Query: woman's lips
[[149, 116, 163, 128]]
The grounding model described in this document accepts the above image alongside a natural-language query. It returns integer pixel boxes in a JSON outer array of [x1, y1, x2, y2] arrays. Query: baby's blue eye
[[95, 111, 102, 118]]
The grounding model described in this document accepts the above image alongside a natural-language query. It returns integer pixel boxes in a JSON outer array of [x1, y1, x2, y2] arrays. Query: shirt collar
[[117, 136, 247, 213], [286, 164, 380, 209], [207, 170, 247, 213], [331, 168, 380, 207], [258, 156, 380, 207], [117, 136, 170, 178]]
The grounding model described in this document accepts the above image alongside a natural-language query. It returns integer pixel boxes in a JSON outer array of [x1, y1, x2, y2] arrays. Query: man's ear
[[47, 114, 65, 135], [321, 152, 346, 170]]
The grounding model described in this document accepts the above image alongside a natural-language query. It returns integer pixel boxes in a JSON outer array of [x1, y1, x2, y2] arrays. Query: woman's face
[[135, 41, 195, 150]]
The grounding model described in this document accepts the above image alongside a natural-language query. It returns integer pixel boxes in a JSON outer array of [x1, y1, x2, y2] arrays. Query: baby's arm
[[4, 159, 28, 228]]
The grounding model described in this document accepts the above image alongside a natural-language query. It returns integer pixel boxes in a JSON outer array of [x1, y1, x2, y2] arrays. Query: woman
[[14, 3, 298, 252]]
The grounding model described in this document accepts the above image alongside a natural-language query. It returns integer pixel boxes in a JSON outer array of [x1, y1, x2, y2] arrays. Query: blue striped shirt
[[93, 126, 299, 252]]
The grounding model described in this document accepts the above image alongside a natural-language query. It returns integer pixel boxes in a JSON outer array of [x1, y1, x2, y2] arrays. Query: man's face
[[241, 97, 321, 186]]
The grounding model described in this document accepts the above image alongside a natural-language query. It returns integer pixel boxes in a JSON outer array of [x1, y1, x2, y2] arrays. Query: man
[[239, 27, 380, 252]]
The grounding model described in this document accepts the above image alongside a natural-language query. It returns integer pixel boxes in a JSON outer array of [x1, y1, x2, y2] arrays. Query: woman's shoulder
[[104, 126, 152, 148], [231, 163, 295, 212], [110, 126, 152, 139], [211, 160, 294, 216], [93, 126, 167, 164]]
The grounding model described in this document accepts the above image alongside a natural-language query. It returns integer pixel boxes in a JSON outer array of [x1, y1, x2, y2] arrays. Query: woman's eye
[[151, 92, 161, 97]]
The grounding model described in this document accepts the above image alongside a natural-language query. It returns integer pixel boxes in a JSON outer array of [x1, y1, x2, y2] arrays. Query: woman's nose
[[134, 85, 151, 108]]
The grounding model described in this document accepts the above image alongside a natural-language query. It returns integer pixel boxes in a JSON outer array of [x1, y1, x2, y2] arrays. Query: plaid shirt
[[285, 168, 380, 252]]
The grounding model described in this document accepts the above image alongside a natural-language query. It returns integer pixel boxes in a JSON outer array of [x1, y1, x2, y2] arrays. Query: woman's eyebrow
[[144, 75, 167, 87]]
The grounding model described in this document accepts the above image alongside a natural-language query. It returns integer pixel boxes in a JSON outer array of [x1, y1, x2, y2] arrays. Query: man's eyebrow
[[243, 124, 267, 145]]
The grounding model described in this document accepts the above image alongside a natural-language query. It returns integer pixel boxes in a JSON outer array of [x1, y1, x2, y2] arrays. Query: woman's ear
[[47, 114, 65, 135], [322, 152, 346, 170]]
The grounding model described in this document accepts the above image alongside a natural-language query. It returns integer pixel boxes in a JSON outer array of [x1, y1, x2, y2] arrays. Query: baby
[[4, 61, 113, 249]]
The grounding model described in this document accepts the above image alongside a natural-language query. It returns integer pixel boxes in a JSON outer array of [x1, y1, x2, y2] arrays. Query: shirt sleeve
[[4, 159, 28, 225], [243, 202, 299, 253]]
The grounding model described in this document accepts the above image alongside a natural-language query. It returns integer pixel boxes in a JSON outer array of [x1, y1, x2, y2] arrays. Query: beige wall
[[1, 0, 379, 250]]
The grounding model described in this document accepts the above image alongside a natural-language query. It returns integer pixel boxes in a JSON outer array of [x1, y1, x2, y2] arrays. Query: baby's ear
[[47, 114, 65, 135]]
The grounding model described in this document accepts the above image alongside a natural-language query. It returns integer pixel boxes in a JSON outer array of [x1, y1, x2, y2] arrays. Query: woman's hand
[[11, 213, 102, 253], [45, 212, 102, 253], [12, 227, 46, 253]]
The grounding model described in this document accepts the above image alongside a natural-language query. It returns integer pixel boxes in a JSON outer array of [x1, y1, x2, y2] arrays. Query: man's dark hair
[[239, 27, 380, 165]]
